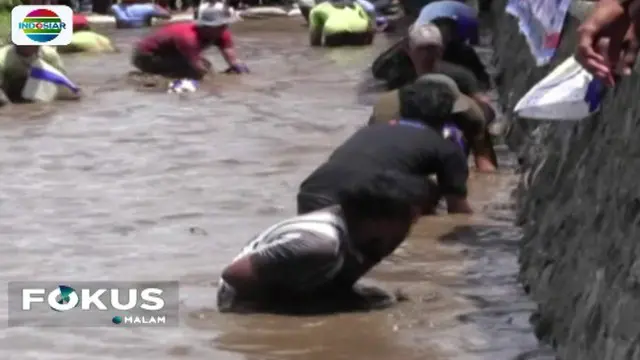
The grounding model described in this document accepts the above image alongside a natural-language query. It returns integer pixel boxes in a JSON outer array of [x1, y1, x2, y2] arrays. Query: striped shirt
[[218, 207, 370, 309]]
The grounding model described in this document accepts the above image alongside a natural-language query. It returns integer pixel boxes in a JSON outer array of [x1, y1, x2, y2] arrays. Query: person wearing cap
[[132, 5, 248, 80], [59, 15, 116, 54], [308, 0, 375, 46], [111, 0, 172, 29], [371, 0, 489, 91], [298, 79, 473, 216], [369, 73, 496, 173], [403, 22, 498, 172], [0, 43, 65, 104], [414, 0, 489, 88]]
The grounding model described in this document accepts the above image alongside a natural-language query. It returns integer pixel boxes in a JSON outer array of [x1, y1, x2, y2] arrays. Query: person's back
[[309, 0, 372, 45], [61, 31, 115, 53], [217, 207, 350, 312], [415, 0, 477, 29], [323, 3, 369, 34], [136, 22, 195, 56], [301, 124, 462, 197], [112, 2, 165, 27]]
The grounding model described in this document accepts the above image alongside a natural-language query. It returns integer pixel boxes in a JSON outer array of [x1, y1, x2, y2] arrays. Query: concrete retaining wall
[[491, 0, 640, 358]]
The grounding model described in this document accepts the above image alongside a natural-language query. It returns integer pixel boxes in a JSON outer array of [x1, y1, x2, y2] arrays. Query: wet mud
[[0, 17, 552, 360]]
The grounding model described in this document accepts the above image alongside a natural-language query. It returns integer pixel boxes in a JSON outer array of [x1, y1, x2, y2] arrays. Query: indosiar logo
[[21, 285, 165, 312], [11, 5, 73, 46]]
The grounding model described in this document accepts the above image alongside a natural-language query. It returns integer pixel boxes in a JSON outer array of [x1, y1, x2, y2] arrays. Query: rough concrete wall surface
[[491, 0, 640, 359]]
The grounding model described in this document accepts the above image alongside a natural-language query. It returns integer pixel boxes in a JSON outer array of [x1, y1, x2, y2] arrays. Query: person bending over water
[[369, 74, 495, 173], [218, 170, 425, 314], [132, 6, 249, 80], [309, 0, 375, 47], [404, 23, 497, 172], [59, 14, 116, 54], [372, 0, 489, 90], [0, 44, 69, 104], [297, 80, 473, 216], [111, 0, 172, 29], [301, 0, 390, 31]]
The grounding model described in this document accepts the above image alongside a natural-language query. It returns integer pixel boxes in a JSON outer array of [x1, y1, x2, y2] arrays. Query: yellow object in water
[[309, 2, 371, 37], [59, 31, 115, 54]]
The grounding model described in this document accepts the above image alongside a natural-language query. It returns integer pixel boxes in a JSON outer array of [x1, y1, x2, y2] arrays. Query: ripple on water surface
[[0, 20, 553, 360]]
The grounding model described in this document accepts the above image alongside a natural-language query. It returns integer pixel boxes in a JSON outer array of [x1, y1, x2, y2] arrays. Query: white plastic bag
[[514, 56, 603, 121], [22, 59, 80, 102], [167, 79, 198, 94]]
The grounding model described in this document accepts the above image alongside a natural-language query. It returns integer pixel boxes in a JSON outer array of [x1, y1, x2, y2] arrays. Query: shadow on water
[[0, 17, 553, 360]]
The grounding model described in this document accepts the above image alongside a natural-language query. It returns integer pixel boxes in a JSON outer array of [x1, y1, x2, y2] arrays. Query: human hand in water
[[576, 0, 640, 86], [224, 63, 250, 74]]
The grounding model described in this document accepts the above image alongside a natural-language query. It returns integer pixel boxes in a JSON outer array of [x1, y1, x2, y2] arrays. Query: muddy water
[[0, 18, 553, 360]]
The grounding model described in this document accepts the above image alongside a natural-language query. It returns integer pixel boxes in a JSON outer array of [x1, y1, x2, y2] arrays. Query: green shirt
[[309, 2, 371, 37]]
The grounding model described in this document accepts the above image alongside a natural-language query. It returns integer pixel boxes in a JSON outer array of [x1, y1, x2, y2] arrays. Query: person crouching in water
[[111, 0, 172, 29], [132, 5, 249, 80], [218, 170, 426, 314], [298, 80, 473, 216], [0, 44, 75, 105], [369, 74, 493, 173], [58, 14, 116, 54], [309, 0, 375, 47]]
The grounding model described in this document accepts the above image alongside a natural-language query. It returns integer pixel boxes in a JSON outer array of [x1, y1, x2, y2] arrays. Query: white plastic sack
[[22, 59, 80, 103], [514, 56, 604, 121], [168, 79, 198, 94]]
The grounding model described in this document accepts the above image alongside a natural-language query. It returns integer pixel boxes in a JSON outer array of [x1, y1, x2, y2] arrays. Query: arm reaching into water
[[427, 138, 473, 214], [217, 30, 250, 74], [309, 5, 328, 46]]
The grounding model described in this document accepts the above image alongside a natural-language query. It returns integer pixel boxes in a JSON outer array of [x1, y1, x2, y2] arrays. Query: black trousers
[[132, 50, 210, 79]]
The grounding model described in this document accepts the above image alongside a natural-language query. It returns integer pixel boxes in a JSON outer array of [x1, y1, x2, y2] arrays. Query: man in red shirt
[[132, 5, 249, 80]]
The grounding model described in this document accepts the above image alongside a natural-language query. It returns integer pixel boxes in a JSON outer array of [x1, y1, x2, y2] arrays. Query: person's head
[[14, 45, 40, 57], [195, 3, 237, 39], [338, 171, 426, 263], [406, 22, 444, 75], [397, 76, 456, 129]]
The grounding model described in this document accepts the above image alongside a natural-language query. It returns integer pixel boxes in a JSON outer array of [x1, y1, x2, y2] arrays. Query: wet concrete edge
[[491, 0, 640, 358]]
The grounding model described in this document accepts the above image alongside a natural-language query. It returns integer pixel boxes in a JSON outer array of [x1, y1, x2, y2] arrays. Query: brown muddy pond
[[0, 17, 554, 360]]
